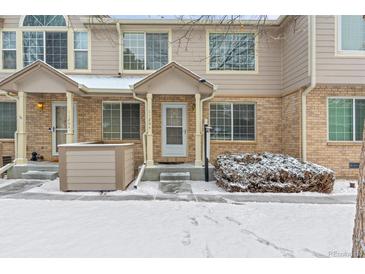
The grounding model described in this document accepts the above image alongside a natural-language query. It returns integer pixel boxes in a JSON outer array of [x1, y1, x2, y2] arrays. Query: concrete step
[[21, 170, 58, 180], [160, 172, 190, 182]]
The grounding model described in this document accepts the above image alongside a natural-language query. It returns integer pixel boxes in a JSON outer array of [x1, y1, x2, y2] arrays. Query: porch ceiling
[[0, 60, 84, 95], [131, 61, 216, 95]]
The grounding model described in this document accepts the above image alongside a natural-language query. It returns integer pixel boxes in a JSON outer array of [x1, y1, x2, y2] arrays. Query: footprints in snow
[[181, 231, 191, 246], [189, 217, 199, 226]]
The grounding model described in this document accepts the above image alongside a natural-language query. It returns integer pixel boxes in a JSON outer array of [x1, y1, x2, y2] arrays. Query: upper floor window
[[23, 31, 68, 69], [2, 31, 16, 69], [209, 33, 256, 72], [0, 102, 16, 139], [338, 15, 365, 53], [74, 32, 89, 69], [22, 15, 67, 27], [20, 15, 68, 69], [122, 32, 169, 71]]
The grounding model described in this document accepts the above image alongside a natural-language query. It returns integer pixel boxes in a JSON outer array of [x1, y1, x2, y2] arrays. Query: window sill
[[102, 139, 142, 144], [0, 138, 15, 142], [211, 140, 257, 144], [120, 69, 156, 75], [335, 50, 365, 58], [327, 141, 362, 146], [206, 69, 258, 75]]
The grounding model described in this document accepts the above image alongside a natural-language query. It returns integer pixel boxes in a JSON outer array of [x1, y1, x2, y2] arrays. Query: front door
[[162, 103, 187, 157], [52, 102, 77, 156]]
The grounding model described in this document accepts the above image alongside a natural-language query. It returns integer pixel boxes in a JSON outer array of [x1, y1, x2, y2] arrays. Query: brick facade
[[281, 89, 302, 158], [306, 85, 365, 178], [202, 96, 283, 164], [2, 86, 365, 178]]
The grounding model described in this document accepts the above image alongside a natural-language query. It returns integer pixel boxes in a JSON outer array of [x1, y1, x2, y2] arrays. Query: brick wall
[[281, 89, 302, 158], [152, 95, 196, 163], [202, 96, 282, 164], [306, 85, 365, 178], [4, 87, 364, 178]]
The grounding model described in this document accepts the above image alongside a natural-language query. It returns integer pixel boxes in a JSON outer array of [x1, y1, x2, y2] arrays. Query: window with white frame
[[123, 32, 168, 71], [338, 15, 365, 52], [210, 103, 255, 141], [0, 102, 16, 139], [21, 15, 68, 69], [2, 31, 16, 69], [209, 33, 256, 71], [328, 98, 365, 141], [103, 102, 140, 140], [23, 31, 68, 69], [22, 15, 66, 27], [74, 32, 88, 69]]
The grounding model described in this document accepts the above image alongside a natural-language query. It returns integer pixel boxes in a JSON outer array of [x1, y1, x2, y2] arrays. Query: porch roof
[[0, 60, 216, 96], [0, 60, 84, 95], [131, 62, 216, 95]]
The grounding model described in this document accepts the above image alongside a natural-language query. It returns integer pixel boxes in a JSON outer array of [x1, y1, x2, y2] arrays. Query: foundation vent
[[349, 162, 360, 169]]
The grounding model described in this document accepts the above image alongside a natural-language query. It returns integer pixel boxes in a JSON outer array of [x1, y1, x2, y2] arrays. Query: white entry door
[[162, 103, 187, 157], [52, 102, 77, 156]]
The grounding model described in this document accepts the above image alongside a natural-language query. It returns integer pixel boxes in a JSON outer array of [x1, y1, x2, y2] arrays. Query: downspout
[[132, 90, 147, 164], [132, 90, 147, 189], [301, 15, 316, 162], [200, 86, 217, 162]]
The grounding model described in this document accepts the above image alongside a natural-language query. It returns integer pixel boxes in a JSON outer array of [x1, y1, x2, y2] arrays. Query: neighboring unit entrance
[[162, 103, 187, 157], [51, 102, 77, 156]]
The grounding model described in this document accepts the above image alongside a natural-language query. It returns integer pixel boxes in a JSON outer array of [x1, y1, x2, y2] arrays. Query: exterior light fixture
[[36, 102, 44, 111]]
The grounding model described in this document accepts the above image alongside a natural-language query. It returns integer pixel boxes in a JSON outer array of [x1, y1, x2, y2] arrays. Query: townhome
[[0, 15, 364, 180]]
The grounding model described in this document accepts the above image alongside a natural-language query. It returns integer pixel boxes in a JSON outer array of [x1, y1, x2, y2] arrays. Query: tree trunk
[[352, 133, 365, 257]]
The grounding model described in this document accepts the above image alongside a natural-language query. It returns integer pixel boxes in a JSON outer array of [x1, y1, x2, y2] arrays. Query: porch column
[[146, 93, 154, 166], [15, 91, 27, 164], [66, 92, 74, 144], [194, 93, 203, 166]]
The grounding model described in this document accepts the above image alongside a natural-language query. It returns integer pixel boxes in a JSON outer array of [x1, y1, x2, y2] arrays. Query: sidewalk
[[0, 179, 357, 204]]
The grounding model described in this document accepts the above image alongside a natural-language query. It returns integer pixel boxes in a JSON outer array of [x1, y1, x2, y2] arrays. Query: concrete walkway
[[0, 179, 357, 205]]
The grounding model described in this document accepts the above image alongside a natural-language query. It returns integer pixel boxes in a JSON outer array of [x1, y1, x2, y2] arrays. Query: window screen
[[0, 102, 16, 139]]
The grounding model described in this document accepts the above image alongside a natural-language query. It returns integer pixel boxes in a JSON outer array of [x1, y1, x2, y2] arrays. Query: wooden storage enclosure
[[59, 142, 134, 191]]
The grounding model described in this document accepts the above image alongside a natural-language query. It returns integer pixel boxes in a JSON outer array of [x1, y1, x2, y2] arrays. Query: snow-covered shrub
[[214, 152, 335, 193]]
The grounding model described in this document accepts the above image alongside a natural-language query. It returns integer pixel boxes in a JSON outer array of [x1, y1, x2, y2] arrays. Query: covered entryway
[[0, 60, 83, 164], [131, 61, 217, 167]]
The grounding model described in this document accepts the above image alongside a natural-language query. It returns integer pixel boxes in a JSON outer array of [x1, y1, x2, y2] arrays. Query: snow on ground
[[22, 178, 358, 196], [0, 198, 355, 257]]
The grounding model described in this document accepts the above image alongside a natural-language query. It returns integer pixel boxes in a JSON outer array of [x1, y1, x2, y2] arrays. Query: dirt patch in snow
[[214, 152, 335, 193]]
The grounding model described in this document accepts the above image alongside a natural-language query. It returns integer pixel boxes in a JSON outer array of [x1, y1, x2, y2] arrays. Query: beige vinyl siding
[[59, 144, 135, 191], [0, 15, 21, 28], [281, 16, 310, 93], [118, 24, 283, 96], [171, 25, 283, 96], [90, 26, 120, 74], [316, 15, 365, 84]]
